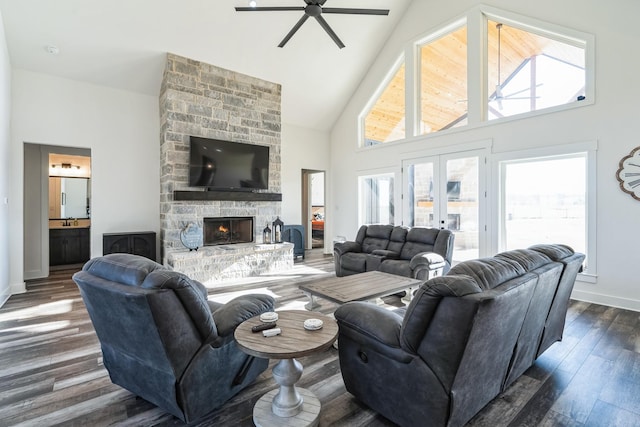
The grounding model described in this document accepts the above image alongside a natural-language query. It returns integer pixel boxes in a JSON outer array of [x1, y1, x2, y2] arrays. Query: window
[[499, 152, 594, 276], [419, 24, 468, 134], [358, 7, 593, 146], [363, 62, 405, 146], [359, 173, 395, 225], [487, 20, 586, 120]]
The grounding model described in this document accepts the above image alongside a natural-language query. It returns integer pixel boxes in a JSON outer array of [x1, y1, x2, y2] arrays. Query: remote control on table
[[252, 321, 277, 333]]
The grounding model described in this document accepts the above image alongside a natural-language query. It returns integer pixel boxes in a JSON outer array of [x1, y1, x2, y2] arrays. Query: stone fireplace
[[203, 216, 254, 246], [159, 54, 293, 284]]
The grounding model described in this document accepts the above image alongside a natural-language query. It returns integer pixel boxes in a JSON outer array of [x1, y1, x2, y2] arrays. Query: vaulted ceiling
[[0, 0, 412, 131]]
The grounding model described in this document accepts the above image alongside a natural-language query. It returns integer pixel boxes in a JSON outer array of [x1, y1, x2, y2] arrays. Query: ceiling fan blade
[[315, 15, 345, 49], [235, 7, 305, 12], [322, 8, 389, 15], [278, 14, 310, 48]]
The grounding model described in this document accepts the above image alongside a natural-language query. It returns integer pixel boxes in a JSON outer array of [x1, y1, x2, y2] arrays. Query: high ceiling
[[0, 0, 412, 131]]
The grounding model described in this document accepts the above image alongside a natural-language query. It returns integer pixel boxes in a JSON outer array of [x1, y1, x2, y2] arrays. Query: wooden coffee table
[[298, 271, 423, 310], [234, 310, 338, 427]]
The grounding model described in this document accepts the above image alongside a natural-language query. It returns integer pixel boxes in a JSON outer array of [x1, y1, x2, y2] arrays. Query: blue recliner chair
[[72, 253, 275, 423]]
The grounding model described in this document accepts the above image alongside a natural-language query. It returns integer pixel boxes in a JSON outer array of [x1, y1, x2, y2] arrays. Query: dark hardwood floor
[[1, 250, 639, 426]]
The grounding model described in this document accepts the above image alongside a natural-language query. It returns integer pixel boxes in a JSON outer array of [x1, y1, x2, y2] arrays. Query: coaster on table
[[303, 318, 324, 331], [260, 312, 279, 323]]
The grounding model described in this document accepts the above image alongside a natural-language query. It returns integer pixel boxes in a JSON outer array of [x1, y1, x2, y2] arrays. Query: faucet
[[61, 218, 71, 227]]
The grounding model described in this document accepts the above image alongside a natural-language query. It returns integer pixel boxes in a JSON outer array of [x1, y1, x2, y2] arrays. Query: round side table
[[235, 310, 338, 427]]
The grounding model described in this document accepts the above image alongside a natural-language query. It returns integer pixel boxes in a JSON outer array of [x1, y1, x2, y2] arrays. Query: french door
[[402, 151, 485, 264]]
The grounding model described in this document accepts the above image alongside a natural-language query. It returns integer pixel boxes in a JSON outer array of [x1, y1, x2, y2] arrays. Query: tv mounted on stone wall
[[188, 136, 269, 191]]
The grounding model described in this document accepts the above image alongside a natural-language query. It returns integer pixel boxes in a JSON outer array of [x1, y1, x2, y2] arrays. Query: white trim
[[359, 53, 406, 147], [491, 139, 598, 278], [358, 4, 595, 150], [571, 289, 640, 313]]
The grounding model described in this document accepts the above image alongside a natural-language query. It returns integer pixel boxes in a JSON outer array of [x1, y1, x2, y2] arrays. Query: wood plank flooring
[[1, 251, 639, 426]]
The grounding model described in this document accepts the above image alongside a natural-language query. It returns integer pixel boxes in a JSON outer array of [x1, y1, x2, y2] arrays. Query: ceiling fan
[[490, 23, 540, 110], [235, 0, 390, 49]]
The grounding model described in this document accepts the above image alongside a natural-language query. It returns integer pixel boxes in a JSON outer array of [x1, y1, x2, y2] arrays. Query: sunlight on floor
[[208, 287, 280, 304], [2, 320, 72, 333], [0, 299, 75, 322]]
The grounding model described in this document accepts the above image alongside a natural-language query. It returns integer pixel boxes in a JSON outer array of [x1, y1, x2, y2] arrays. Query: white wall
[[9, 70, 160, 289], [330, 0, 640, 311], [281, 123, 331, 251], [0, 11, 11, 306]]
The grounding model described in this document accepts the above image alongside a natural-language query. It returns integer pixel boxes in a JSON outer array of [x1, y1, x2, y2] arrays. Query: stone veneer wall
[[159, 53, 282, 264]]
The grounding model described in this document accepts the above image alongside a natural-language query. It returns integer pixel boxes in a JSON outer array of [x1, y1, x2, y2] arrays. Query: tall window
[[359, 8, 593, 146], [501, 154, 587, 261], [363, 62, 406, 146], [359, 173, 394, 225], [487, 20, 586, 120], [419, 24, 468, 134]]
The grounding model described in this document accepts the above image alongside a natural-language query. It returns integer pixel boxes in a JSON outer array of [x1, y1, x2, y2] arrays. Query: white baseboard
[[571, 289, 640, 313]]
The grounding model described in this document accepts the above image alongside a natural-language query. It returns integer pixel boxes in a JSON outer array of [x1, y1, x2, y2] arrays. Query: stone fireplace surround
[[160, 54, 293, 283]]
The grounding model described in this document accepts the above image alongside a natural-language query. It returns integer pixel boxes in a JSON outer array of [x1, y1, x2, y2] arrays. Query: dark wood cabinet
[[103, 232, 156, 262], [49, 228, 90, 266]]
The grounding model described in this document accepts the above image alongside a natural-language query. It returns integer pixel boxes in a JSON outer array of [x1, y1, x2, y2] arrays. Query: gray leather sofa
[[72, 254, 275, 423], [333, 224, 455, 280], [334, 244, 584, 427]]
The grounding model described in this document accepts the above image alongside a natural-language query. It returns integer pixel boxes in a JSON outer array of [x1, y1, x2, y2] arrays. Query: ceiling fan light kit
[[235, 0, 390, 48]]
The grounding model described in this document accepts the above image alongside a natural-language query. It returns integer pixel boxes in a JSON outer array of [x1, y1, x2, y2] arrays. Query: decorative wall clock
[[616, 146, 640, 201]]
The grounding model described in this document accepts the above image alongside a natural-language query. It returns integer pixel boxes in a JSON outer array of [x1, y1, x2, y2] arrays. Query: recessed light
[[249, 0, 257, 7], [45, 45, 60, 55]]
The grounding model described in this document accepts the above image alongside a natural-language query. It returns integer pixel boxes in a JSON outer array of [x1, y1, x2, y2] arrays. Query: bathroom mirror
[[49, 177, 91, 219]]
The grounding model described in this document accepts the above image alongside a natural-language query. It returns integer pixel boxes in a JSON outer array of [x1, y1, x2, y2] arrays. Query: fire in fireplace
[[203, 217, 254, 246]]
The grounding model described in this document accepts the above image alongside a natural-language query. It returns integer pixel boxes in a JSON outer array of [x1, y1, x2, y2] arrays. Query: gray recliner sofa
[[72, 253, 275, 423], [334, 244, 584, 427], [334, 224, 455, 280]]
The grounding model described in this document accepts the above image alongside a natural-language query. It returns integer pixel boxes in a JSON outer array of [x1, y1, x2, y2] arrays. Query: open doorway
[[301, 170, 325, 250], [23, 144, 91, 279]]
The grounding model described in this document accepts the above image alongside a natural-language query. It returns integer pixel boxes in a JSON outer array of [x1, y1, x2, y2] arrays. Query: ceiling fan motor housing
[[305, 5, 322, 17]]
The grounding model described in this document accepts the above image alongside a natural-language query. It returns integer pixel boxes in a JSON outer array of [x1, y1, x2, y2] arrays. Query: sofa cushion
[[388, 226, 408, 254], [361, 224, 394, 253], [379, 259, 413, 277], [400, 275, 482, 353], [400, 227, 440, 260], [448, 257, 527, 290], [82, 253, 166, 286]]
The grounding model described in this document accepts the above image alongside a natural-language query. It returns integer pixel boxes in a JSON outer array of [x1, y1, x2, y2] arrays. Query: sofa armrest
[[410, 252, 446, 280], [335, 302, 411, 362], [334, 241, 362, 256], [212, 294, 275, 337]]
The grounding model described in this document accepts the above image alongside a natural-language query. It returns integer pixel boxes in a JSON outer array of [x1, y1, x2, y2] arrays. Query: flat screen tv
[[189, 136, 270, 191]]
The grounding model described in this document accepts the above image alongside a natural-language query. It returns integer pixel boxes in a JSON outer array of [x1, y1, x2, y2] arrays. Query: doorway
[[23, 144, 91, 279], [301, 170, 325, 250]]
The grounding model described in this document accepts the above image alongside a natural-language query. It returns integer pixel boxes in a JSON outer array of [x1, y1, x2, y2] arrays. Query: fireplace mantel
[[173, 190, 282, 202]]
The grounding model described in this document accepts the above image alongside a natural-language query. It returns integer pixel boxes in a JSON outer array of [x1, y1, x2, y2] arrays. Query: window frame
[[357, 169, 398, 227], [358, 6, 595, 148], [359, 53, 406, 147], [491, 140, 598, 283]]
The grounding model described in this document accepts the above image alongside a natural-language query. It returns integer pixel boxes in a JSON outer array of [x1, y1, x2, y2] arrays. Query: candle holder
[[263, 223, 272, 244], [272, 217, 284, 243]]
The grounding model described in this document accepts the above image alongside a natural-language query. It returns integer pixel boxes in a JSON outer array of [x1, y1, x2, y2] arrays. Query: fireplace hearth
[[203, 217, 254, 246]]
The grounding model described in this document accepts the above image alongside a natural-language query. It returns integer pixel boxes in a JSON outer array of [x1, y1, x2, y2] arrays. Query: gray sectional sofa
[[334, 244, 584, 427], [334, 224, 455, 280]]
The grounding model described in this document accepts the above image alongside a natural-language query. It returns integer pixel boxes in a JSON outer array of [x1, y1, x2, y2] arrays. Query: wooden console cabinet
[[50, 228, 90, 266], [103, 231, 156, 262]]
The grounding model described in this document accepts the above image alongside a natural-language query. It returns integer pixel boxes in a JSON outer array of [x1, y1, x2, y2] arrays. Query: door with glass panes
[[402, 151, 484, 264]]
